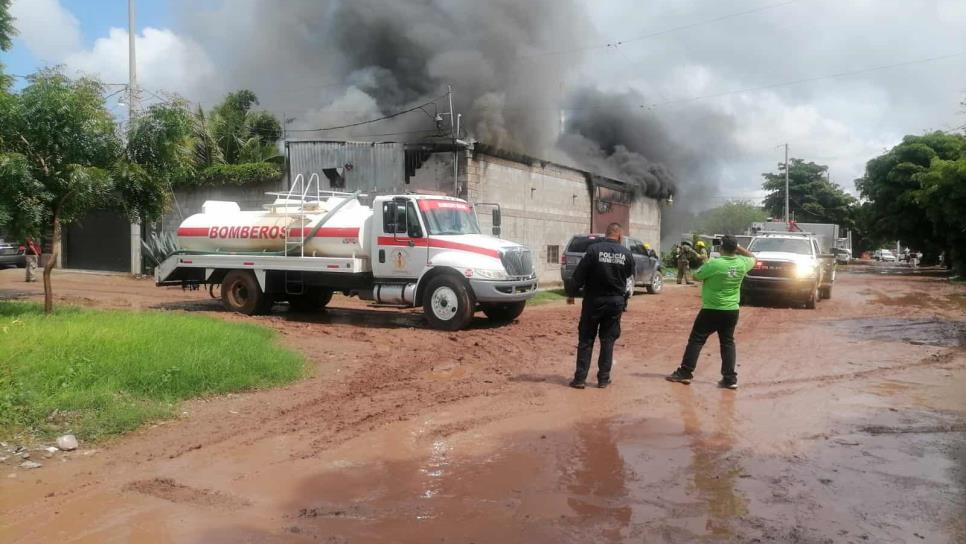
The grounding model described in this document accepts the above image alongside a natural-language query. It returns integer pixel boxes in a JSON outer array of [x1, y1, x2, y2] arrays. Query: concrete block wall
[[467, 154, 593, 284], [629, 198, 662, 252]]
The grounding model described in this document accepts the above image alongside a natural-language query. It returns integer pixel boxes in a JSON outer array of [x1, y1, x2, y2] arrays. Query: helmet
[[643, 243, 651, 250], [696, 240, 706, 248]]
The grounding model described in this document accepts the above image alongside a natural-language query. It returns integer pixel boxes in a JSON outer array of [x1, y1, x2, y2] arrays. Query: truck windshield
[[749, 237, 812, 255], [418, 200, 481, 236]]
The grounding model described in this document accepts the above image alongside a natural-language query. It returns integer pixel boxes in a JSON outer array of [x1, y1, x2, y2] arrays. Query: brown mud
[[0, 264, 963, 543]]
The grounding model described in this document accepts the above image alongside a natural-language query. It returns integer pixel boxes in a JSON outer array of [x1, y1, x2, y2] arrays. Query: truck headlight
[[472, 268, 510, 280], [794, 263, 817, 278]]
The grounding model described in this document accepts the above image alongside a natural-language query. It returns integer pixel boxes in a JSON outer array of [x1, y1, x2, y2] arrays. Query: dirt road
[[1, 266, 964, 543]]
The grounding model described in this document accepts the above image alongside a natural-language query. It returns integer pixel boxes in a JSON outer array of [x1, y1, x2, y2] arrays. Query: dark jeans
[[574, 296, 624, 383], [680, 308, 739, 380]]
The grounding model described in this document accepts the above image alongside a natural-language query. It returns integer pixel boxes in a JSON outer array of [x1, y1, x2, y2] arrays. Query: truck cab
[[370, 195, 537, 329]]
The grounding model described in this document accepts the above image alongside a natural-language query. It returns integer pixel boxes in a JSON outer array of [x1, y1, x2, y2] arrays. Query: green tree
[[0, 70, 167, 312], [762, 159, 856, 227], [695, 200, 767, 235], [209, 90, 281, 164], [0, 0, 15, 51], [0, 0, 17, 90], [855, 132, 965, 260], [915, 151, 966, 273]]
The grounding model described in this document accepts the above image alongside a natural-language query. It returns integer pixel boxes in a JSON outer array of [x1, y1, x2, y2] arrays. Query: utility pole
[[128, 0, 142, 276], [784, 143, 790, 225], [447, 85, 458, 197]]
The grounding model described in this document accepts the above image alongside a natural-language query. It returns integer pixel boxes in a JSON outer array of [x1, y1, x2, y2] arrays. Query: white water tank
[[176, 197, 372, 257]]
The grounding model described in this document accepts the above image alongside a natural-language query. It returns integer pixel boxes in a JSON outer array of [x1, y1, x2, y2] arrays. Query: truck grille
[[501, 247, 534, 277], [748, 260, 795, 278]]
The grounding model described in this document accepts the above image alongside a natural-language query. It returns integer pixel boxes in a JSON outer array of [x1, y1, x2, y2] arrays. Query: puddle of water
[[831, 318, 966, 348], [286, 390, 749, 543]]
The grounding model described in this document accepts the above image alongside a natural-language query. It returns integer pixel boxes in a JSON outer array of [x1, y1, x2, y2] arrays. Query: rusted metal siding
[[286, 141, 405, 194]]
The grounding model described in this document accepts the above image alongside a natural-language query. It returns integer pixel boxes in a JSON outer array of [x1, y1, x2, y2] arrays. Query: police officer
[[566, 222, 635, 389]]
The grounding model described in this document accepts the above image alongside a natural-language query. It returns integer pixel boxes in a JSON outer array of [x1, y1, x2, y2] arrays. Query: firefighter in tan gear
[[676, 241, 695, 284]]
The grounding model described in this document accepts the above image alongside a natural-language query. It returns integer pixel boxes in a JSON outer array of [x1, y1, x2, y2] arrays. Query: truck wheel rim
[[229, 283, 248, 307], [652, 273, 663, 291], [430, 286, 459, 321]]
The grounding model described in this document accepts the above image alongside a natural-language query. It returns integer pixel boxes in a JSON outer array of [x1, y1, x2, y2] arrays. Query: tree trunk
[[43, 213, 61, 314]]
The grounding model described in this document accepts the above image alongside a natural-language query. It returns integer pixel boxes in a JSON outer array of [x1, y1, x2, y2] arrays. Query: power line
[[286, 93, 448, 133], [517, 0, 798, 61], [644, 52, 964, 109]]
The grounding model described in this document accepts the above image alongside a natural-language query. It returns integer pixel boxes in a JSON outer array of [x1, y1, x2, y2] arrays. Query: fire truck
[[154, 178, 537, 330]]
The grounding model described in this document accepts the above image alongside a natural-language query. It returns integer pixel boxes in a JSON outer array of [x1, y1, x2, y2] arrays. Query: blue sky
[[4, 0, 171, 81]]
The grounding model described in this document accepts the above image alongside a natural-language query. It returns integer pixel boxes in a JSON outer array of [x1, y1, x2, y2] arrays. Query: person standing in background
[[676, 241, 695, 285], [24, 239, 40, 283]]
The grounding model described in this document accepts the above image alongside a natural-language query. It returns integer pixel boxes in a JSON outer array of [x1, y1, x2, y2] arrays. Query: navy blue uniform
[[570, 239, 635, 384]]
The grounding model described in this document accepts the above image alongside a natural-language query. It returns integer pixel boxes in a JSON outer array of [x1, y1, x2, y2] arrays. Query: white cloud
[[10, 0, 82, 61], [63, 27, 216, 102]]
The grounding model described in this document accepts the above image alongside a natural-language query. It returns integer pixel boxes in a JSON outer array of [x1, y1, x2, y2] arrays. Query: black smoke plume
[[180, 0, 739, 245]]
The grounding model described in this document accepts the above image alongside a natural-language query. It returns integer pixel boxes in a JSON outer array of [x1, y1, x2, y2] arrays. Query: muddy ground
[[0, 265, 963, 543]]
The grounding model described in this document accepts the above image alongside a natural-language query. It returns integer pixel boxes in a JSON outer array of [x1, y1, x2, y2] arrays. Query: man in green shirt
[[666, 235, 756, 389]]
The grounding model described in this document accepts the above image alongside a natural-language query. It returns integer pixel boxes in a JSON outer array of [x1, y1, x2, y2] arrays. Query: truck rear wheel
[[423, 275, 475, 331], [481, 301, 526, 324], [222, 271, 272, 315], [289, 287, 334, 312]]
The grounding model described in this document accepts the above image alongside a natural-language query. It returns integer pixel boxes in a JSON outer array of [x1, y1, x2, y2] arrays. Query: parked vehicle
[[832, 247, 851, 265], [155, 182, 537, 330], [874, 249, 897, 262], [742, 232, 835, 309], [0, 235, 26, 269], [560, 234, 663, 295]]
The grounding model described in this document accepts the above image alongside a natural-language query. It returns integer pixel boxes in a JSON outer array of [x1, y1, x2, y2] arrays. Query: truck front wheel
[[481, 301, 526, 324], [423, 275, 475, 331], [222, 271, 272, 315]]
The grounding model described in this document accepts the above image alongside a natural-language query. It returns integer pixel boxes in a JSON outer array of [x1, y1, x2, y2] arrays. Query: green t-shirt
[[694, 255, 756, 310]]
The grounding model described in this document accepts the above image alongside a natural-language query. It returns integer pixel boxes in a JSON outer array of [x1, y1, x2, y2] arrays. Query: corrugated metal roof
[[286, 141, 405, 194]]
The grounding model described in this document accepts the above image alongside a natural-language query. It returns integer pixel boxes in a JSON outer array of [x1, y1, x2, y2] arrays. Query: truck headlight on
[[470, 268, 510, 280], [794, 263, 818, 278]]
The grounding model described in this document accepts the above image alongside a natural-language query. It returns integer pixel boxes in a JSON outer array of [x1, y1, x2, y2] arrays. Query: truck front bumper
[[470, 276, 538, 303], [742, 276, 816, 299]]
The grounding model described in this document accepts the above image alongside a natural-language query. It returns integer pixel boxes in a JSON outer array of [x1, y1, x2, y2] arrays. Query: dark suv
[[560, 234, 663, 294]]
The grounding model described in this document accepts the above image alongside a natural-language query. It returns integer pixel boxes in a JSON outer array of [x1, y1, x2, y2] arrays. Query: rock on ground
[[57, 435, 78, 451]]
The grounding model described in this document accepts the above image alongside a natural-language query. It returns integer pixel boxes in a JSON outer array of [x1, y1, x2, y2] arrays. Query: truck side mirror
[[491, 208, 502, 237]]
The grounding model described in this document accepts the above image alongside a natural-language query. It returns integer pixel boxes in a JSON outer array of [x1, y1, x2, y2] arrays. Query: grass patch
[[0, 301, 304, 442], [528, 289, 569, 305]]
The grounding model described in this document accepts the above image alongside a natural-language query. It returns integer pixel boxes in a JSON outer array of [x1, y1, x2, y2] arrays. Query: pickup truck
[[742, 232, 835, 309]]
